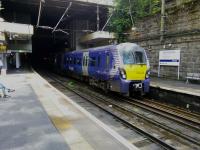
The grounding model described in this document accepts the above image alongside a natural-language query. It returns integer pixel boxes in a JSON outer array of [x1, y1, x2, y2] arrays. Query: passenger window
[[69, 58, 72, 64], [65, 57, 68, 64], [71, 58, 74, 65], [90, 57, 96, 67], [77, 58, 81, 65], [106, 53, 109, 68], [98, 56, 100, 67]]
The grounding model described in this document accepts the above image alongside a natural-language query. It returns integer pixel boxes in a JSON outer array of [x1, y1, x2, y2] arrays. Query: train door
[[82, 52, 89, 76]]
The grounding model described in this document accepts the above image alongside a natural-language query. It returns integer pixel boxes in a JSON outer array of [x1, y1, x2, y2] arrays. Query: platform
[[151, 77, 200, 97], [0, 71, 138, 150], [150, 77, 200, 113]]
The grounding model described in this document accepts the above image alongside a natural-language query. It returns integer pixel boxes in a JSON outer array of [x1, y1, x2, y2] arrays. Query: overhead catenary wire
[[54, 29, 69, 35], [52, 2, 72, 33], [37, 26, 69, 35], [101, 9, 114, 31], [36, 0, 44, 27], [101, 0, 135, 32], [96, 4, 100, 31]]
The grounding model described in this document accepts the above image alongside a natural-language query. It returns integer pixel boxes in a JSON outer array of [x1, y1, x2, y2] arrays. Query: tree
[[109, 0, 160, 42]]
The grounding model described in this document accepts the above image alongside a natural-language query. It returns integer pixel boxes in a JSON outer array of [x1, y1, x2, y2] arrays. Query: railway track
[[136, 98, 200, 124], [115, 96, 200, 132], [40, 71, 200, 150]]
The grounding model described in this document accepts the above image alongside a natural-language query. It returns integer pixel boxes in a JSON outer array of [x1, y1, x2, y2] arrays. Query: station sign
[[159, 50, 180, 66], [0, 32, 7, 52], [158, 50, 181, 80]]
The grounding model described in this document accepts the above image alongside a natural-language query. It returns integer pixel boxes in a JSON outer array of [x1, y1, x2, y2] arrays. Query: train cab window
[[122, 51, 135, 64], [120, 48, 147, 65], [135, 51, 145, 64]]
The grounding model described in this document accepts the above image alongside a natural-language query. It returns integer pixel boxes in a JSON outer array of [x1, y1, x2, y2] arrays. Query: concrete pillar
[[0, 53, 7, 75], [0, 53, 7, 69], [16, 53, 21, 69], [3, 53, 7, 70]]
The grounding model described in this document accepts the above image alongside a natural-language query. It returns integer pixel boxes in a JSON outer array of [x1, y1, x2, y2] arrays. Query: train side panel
[[62, 43, 150, 95]]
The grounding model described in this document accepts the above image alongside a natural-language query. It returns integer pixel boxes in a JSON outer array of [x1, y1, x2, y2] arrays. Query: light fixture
[[131, 26, 137, 31]]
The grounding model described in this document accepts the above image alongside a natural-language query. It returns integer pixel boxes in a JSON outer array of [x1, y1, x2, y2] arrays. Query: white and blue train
[[54, 43, 150, 96]]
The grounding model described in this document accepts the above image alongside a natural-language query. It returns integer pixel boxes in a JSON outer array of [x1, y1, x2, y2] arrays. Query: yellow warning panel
[[124, 64, 147, 80]]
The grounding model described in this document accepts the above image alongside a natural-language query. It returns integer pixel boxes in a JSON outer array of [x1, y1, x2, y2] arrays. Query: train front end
[[117, 43, 150, 96]]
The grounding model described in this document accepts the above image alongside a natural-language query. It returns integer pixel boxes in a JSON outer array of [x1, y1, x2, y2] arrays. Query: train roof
[[72, 44, 116, 53], [67, 43, 144, 54], [117, 43, 145, 52]]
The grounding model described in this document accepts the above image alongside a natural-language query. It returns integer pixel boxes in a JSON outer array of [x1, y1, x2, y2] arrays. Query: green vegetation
[[109, 0, 161, 42]]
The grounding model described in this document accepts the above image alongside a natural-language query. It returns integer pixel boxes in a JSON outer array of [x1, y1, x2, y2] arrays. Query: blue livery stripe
[[160, 59, 179, 62]]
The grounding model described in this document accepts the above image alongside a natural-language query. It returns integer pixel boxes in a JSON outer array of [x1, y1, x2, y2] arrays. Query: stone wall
[[128, 0, 200, 79]]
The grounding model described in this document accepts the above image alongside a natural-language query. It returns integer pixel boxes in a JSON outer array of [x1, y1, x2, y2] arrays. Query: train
[[54, 43, 150, 96]]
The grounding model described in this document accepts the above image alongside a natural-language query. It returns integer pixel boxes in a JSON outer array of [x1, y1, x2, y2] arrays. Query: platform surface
[[0, 71, 138, 150], [151, 77, 200, 97], [0, 73, 69, 150]]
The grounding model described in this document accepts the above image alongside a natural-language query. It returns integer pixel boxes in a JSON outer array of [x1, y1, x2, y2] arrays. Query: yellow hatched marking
[[29, 74, 94, 150], [51, 116, 71, 130]]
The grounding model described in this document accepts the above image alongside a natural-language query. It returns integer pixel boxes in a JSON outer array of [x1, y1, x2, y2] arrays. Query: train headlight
[[146, 70, 150, 79], [120, 69, 127, 79]]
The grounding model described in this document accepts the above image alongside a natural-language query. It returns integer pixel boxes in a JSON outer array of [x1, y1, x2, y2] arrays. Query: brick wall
[[128, 0, 200, 79]]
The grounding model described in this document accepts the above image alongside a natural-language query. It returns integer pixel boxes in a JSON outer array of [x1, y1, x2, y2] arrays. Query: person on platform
[[0, 83, 15, 98]]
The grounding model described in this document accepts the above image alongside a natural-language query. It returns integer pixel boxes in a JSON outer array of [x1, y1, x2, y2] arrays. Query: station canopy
[[2, 0, 114, 25], [2, 0, 115, 47]]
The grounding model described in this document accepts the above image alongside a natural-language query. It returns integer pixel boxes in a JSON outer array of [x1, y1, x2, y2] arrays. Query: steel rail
[[143, 99, 200, 118], [89, 93, 200, 147], [71, 84, 200, 147], [126, 97, 200, 129], [41, 72, 176, 150]]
